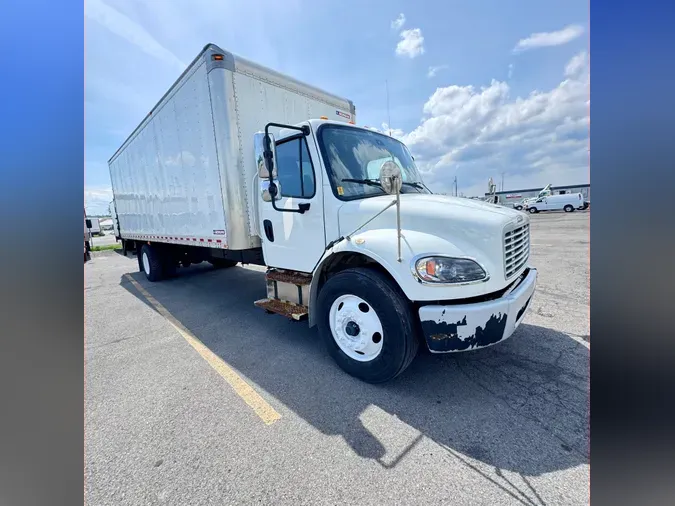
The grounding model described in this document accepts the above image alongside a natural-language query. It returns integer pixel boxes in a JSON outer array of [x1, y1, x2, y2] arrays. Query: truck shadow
[[120, 265, 588, 478]]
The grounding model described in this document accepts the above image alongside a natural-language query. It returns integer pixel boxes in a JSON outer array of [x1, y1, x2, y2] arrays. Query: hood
[[338, 194, 523, 237], [337, 194, 528, 284]]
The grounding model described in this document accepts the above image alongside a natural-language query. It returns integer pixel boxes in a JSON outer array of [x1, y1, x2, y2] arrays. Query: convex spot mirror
[[261, 180, 282, 202], [379, 161, 402, 195]]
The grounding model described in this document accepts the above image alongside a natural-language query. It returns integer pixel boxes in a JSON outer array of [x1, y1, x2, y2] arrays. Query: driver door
[[258, 134, 326, 273]]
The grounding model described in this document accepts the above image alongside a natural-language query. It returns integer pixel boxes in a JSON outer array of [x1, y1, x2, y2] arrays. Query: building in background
[[484, 184, 590, 206]]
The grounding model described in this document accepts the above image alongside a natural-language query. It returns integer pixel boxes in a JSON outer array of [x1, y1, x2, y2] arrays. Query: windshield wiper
[[402, 181, 425, 190], [341, 178, 383, 188], [341, 178, 425, 191]]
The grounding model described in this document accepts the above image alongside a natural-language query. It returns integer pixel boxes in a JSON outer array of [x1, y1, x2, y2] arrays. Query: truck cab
[[256, 119, 537, 382]]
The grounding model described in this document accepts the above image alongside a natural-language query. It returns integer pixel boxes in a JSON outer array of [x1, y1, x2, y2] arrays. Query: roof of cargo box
[[108, 43, 355, 164]]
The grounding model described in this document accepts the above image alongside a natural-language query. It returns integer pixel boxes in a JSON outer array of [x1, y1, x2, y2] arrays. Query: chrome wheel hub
[[329, 294, 383, 362]]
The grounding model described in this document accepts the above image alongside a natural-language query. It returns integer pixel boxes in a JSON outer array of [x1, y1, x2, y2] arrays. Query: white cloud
[[507, 63, 514, 79], [380, 123, 405, 139], [391, 13, 406, 30], [565, 50, 588, 77], [513, 24, 584, 53], [396, 28, 425, 58], [85, 0, 186, 70], [427, 65, 448, 78], [85, 186, 113, 215], [398, 51, 589, 196]]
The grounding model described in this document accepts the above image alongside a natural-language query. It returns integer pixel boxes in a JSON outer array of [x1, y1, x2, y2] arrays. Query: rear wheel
[[317, 267, 419, 383], [528, 207, 538, 214], [564, 204, 574, 212], [140, 244, 164, 282]]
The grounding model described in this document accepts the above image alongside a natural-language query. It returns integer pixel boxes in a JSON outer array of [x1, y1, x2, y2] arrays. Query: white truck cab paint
[[108, 44, 538, 383], [260, 119, 537, 362]]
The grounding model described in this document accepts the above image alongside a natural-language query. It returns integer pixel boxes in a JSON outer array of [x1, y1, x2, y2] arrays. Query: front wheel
[[528, 207, 538, 214], [317, 267, 419, 383], [564, 204, 575, 212]]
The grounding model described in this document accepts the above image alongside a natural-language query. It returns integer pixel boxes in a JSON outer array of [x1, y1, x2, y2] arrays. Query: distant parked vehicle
[[512, 199, 529, 211], [86, 217, 102, 235], [84, 210, 92, 261], [512, 184, 553, 210], [525, 193, 585, 213], [109, 200, 121, 240]]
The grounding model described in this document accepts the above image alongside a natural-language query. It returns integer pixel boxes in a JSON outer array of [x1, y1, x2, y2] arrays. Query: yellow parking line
[[124, 274, 281, 425]]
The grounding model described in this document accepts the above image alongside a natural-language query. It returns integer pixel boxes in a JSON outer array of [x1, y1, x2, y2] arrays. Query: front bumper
[[418, 268, 537, 353]]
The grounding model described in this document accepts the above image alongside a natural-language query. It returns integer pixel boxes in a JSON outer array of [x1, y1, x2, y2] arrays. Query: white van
[[525, 193, 584, 213]]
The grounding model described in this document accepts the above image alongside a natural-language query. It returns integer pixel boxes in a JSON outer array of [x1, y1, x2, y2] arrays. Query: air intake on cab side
[[503, 224, 530, 279]]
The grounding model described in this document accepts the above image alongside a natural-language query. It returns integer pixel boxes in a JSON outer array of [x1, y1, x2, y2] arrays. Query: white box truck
[[109, 43, 537, 383]]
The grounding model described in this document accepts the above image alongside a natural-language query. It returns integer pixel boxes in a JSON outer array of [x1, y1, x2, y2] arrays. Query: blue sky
[[85, 0, 588, 214]]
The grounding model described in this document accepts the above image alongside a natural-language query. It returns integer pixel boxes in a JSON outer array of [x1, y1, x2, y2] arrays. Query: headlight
[[413, 256, 488, 284]]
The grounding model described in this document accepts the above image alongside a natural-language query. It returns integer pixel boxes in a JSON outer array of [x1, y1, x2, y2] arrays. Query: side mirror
[[260, 180, 282, 202], [254, 132, 277, 179], [85, 219, 92, 228]]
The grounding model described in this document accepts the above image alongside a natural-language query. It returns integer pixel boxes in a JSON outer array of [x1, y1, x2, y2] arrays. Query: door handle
[[263, 219, 274, 242]]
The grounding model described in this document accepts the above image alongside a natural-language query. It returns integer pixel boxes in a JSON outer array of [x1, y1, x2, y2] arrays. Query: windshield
[[317, 124, 430, 200]]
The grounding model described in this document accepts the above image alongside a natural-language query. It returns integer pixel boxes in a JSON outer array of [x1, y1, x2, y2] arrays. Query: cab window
[[275, 137, 315, 198]]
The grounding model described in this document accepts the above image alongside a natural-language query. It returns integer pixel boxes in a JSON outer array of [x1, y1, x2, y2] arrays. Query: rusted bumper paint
[[418, 268, 537, 353]]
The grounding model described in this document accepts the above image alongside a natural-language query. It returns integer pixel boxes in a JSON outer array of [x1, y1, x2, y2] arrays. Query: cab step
[[264, 268, 311, 307], [265, 269, 312, 286], [254, 298, 308, 321]]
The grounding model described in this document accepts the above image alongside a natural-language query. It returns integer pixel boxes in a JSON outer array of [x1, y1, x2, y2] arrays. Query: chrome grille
[[504, 224, 530, 279]]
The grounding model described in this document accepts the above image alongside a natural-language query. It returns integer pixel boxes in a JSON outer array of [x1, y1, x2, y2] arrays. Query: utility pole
[[501, 172, 505, 192], [385, 80, 392, 136], [453, 175, 458, 196]]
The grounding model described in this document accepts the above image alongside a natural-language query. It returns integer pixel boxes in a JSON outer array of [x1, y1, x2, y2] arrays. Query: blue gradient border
[[0, 3, 84, 506], [591, 2, 675, 506]]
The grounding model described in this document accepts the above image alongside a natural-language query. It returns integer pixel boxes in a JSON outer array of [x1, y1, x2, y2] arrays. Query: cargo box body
[[108, 44, 355, 251]]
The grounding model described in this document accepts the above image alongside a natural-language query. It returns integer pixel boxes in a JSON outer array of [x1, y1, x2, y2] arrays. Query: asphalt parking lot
[[85, 211, 589, 505]]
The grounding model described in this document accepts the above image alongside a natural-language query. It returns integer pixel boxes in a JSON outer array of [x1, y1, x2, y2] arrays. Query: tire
[[317, 267, 419, 383], [209, 259, 238, 269], [564, 205, 574, 212], [528, 207, 538, 214], [515, 205, 523, 211], [140, 244, 164, 282]]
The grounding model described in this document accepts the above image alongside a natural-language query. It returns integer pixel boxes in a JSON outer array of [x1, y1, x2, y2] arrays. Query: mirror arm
[[269, 183, 310, 214]]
